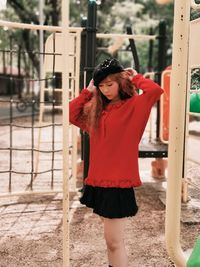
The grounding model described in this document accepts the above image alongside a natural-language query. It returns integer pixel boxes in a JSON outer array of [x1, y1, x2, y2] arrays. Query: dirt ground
[[0, 166, 200, 267], [0, 115, 200, 267]]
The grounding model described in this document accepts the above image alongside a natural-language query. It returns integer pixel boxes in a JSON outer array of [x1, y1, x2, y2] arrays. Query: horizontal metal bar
[[189, 112, 200, 117], [44, 88, 63, 92], [44, 105, 62, 110], [0, 189, 62, 198], [188, 64, 200, 69], [190, 90, 200, 93], [139, 150, 168, 158], [96, 33, 156, 41], [0, 19, 82, 32]]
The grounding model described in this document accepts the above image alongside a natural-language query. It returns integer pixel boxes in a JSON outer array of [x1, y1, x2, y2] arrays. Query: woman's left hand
[[87, 79, 96, 93]]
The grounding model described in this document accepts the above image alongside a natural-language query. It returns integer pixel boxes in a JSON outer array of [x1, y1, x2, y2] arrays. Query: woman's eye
[[107, 84, 112, 86]]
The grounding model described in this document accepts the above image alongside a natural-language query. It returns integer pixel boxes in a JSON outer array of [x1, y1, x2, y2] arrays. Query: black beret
[[93, 58, 124, 87]]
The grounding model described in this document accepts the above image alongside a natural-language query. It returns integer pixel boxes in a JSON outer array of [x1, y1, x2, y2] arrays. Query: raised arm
[[69, 79, 96, 131], [69, 89, 93, 131], [128, 72, 164, 140], [131, 74, 163, 104]]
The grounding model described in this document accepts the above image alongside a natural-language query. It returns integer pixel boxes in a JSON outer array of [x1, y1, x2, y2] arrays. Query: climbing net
[[0, 27, 75, 196]]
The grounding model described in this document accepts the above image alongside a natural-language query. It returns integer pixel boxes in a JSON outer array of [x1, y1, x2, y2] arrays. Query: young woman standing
[[69, 58, 163, 267]]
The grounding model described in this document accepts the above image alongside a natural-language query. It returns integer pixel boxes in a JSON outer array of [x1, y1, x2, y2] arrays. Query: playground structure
[[0, 0, 199, 267], [165, 1, 200, 266], [0, 2, 72, 266]]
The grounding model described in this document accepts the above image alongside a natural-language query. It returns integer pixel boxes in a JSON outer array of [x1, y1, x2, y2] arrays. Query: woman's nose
[[103, 88, 109, 93]]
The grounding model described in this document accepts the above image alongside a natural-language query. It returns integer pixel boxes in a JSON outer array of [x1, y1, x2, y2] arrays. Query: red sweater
[[69, 74, 163, 188]]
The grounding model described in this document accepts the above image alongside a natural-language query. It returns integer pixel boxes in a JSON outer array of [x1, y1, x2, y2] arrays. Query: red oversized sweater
[[69, 74, 163, 188]]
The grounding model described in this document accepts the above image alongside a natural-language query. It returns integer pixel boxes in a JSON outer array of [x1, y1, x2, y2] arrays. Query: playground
[[0, 0, 200, 267], [0, 118, 199, 267], [0, 113, 200, 266]]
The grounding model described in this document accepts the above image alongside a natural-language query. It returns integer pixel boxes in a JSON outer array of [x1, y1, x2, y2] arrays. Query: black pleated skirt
[[80, 185, 138, 219]]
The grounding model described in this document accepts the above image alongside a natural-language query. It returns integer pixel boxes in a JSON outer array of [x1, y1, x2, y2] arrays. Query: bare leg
[[103, 217, 128, 267]]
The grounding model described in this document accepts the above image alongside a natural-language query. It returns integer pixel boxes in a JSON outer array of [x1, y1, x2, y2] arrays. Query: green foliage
[[70, 0, 88, 26], [191, 69, 200, 91], [0, 1, 199, 77], [0, 0, 61, 77], [71, 0, 174, 72]]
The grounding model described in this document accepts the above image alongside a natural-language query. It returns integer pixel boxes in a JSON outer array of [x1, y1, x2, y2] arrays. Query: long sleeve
[[69, 88, 93, 131], [131, 74, 164, 140], [132, 74, 163, 105]]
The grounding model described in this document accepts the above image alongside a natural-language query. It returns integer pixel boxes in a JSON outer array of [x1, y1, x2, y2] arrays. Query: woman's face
[[98, 77, 120, 103]]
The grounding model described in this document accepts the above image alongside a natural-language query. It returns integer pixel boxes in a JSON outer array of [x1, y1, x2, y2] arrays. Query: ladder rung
[[44, 88, 62, 92], [43, 88, 74, 92], [44, 105, 62, 110]]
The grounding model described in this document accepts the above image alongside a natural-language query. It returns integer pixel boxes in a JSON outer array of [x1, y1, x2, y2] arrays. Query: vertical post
[[148, 27, 154, 72], [157, 20, 167, 78], [17, 46, 22, 99], [34, 0, 44, 178], [83, 0, 97, 179], [165, 1, 190, 266], [61, 0, 70, 266], [156, 20, 167, 139], [80, 18, 87, 163], [126, 26, 140, 73], [39, 0, 44, 81], [9, 33, 13, 192], [0, 0, 7, 10], [80, 17, 87, 91]]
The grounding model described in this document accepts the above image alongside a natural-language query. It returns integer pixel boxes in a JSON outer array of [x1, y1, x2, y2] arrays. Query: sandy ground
[[0, 176, 200, 267], [0, 115, 200, 267]]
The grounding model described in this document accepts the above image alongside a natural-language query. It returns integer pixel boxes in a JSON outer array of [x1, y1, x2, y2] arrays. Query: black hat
[[93, 58, 124, 87]]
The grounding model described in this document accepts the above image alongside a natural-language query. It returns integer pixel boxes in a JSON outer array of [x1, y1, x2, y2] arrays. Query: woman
[[69, 58, 163, 267]]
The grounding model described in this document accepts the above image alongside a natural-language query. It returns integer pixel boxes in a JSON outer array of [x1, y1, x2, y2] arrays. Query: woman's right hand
[[125, 68, 138, 80], [87, 79, 96, 93]]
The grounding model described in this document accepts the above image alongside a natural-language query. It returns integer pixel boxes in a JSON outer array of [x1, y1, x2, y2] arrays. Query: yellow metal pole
[[61, 0, 70, 266], [165, 0, 190, 266], [0, 19, 82, 32]]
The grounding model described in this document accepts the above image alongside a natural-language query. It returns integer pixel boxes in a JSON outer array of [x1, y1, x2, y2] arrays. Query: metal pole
[[0, 0, 7, 10], [83, 0, 97, 179], [39, 0, 44, 81], [165, 1, 190, 266], [148, 27, 154, 72], [126, 26, 140, 73], [80, 17, 87, 168], [61, 0, 70, 266], [156, 20, 167, 139]]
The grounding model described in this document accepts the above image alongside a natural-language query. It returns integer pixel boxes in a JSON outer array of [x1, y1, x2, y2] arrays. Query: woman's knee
[[105, 235, 124, 252], [103, 218, 126, 251], [106, 239, 124, 252]]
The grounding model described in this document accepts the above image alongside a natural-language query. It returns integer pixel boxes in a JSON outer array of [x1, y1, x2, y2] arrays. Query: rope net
[[0, 28, 72, 195]]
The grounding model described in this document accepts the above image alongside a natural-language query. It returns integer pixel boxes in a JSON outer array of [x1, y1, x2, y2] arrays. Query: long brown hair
[[83, 70, 137, 133]]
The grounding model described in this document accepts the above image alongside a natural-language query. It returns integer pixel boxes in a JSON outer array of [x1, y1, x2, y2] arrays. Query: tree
[[70, 0, 174, 71], [0, 0, 61, 77]]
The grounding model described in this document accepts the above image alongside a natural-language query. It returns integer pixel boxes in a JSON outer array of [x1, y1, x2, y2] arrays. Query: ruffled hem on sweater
[[84, 177, 142, 188]]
